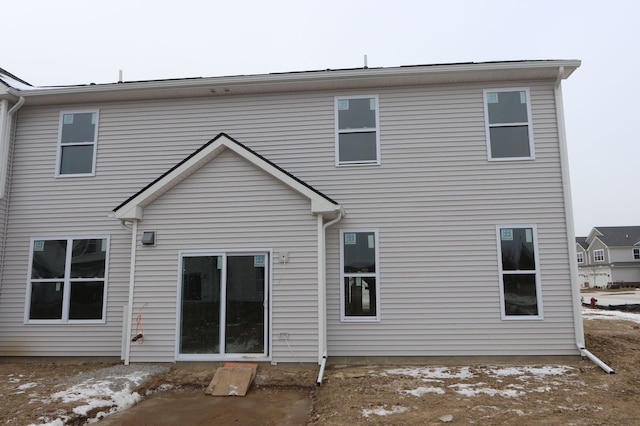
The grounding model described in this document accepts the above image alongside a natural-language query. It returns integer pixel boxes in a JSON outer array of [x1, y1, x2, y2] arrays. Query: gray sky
[[2, 0, 638, 235]]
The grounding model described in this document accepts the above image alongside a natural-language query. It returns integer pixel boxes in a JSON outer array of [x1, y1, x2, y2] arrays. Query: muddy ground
[[1, 316, 639, 425]]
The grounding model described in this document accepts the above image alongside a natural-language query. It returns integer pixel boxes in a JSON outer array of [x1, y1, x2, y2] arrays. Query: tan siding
[[0, 78, 579, 359]]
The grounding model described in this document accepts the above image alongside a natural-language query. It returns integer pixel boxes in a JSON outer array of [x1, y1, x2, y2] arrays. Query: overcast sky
[[2, 0, 638, 235]]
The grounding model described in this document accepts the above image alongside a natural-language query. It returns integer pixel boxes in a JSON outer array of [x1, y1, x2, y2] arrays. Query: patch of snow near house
[[402, 386, 445, 397], [385, 366, 474, 380], [450, 383, 524, 398], [35, 420, 65, 426], [17, 382, 38, 390], [487, 366, 575, 377], [582, 307, 640, 323], [29, 364, 168, 426], [362, 405, 409, 418], [384, 364, 579, 401]]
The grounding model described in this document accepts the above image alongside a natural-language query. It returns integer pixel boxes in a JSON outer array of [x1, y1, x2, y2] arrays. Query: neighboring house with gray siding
[[0, 60, 587, 365], [576, 226, 640, 288]]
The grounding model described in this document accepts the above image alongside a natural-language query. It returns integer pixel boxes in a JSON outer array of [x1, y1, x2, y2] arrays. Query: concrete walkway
[[98, 388, 312, 426]]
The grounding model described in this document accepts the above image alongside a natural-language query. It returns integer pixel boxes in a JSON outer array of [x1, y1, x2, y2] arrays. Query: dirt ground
[[1, 316, 639, 425]]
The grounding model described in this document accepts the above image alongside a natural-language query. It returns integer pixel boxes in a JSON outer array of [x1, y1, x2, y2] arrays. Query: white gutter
[[0, 96, 25, 199], [123, 219, 138, 365], [554, 67, 614, 374], [317, 209, 344, 385], [9, 60, 580, 98]]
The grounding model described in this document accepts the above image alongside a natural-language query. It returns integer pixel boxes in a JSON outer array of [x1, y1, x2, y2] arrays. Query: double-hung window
[[26, 237, 109, 323], [484, 88, 534, 160], [340, 229, 380, 321], [335, 96, 380, 166], [496, 226, 542, 319], [593, 249, 605, 262], [577, 252, 584, 264], [57, 110, 99, 176], [633, 248, 640, 260]]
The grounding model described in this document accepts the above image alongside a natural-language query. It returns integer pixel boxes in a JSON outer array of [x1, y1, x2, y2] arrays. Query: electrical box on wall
[[278, 252, 289, 263]]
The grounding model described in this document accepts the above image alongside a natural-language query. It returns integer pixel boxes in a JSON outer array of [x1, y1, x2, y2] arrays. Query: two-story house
[[0, 60, 587, 368], [576, 226, 640, 288]]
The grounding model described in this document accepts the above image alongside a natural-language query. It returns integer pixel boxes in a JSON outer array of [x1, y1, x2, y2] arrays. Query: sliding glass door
[[179, 253, 267, 358]]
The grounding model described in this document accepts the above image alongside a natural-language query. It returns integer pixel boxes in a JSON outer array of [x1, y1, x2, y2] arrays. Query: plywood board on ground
[[206, 366, 254, 396]]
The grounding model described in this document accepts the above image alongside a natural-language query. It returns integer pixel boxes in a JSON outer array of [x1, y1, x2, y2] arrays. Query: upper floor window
[[577, 252, 584, 263], [496, 226, 542, 320], [57, 110, 99, 177], [335, 96, 380, 166], [633, 248, 640, 260], [484, 88, 534, 161], [340, 229, 380, 321], [593, 249, 605, 262], [26, 237, 109, 323]]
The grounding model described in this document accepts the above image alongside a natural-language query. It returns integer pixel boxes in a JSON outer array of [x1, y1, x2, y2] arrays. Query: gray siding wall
[[0, 78, 579, 359], [130, 150, 319, 362], [609, 247, 638, 263], [325, 82, 578, 356], [612, 268, 640, 283]]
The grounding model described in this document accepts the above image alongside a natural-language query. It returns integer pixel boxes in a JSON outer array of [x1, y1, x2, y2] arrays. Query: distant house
[[576, 226, 640, 288], [0, 60, 587, 365]]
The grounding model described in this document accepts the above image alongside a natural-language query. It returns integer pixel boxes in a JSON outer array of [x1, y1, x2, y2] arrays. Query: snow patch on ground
[[385, 363, 579, 402], [401, 386, 445, 396], [487, 365, 575, 377], [27, 364, 168, 426], [386, 366, 474, 380], [582, 307, 640, 323], [449, 383, 524, 397], [18, 382, 38, 390], [362, 405, 409, 417]]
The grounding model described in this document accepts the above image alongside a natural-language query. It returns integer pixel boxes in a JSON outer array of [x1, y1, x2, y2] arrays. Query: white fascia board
[[13, 60, 582, 99], [114, 134, 340, 220]]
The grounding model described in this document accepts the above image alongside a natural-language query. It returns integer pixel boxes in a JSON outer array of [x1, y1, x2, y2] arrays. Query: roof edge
[[113, 133, 340, 220], [12, 59, 581, 97]]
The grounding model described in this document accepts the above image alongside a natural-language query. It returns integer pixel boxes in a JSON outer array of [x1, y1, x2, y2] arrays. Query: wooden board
[[224, 362, 258, 382], [206, 366, 255, 396]]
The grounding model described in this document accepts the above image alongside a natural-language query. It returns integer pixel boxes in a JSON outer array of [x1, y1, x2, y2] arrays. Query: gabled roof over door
[[113, 133, 342, 220]]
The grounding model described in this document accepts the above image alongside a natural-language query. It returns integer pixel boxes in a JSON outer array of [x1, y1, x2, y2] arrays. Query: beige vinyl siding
[[0, 78, 579, 359], [129, 150, 319, 362]]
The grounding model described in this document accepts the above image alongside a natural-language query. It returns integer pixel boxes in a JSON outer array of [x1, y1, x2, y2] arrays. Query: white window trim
[[24, 236, 110, 324], [174, 249, 272, 362], [495, 225, 543, 321], [483, 88, 535, 161], [593, 249, 605, 262], [339, 229, 381, 322], [577, 252, 584, 264], [633, 248, 640, 260], [334, 95, 381, 167], [55, 109, 99, 178]]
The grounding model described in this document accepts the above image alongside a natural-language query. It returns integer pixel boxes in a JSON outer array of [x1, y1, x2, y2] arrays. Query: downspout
[[555, 67, 614, 374], [0, 97, 25, 293], [0, 96, 25, 199], [123, 219, 138, 365], [317, 208, 344, 386]]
